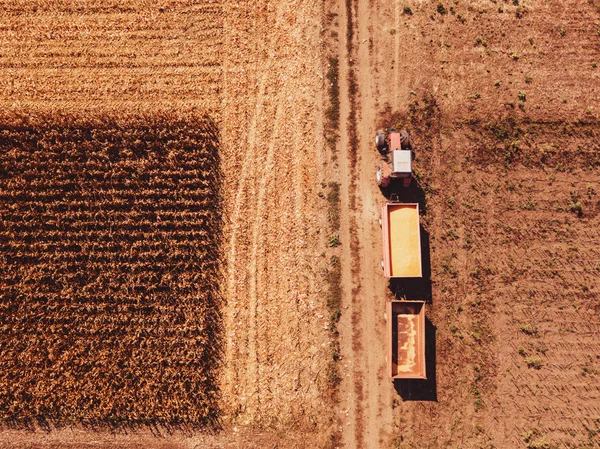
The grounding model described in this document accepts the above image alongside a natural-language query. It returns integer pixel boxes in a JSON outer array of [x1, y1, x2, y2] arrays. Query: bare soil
[[334, 0, 600, 448]]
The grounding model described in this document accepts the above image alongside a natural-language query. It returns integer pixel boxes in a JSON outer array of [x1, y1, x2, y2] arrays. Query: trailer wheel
[[375, 130, 387, 153], [376, 166, 383, 186], [381, 259, 385, 270]]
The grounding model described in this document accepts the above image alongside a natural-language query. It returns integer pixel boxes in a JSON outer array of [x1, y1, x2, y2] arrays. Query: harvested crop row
[[0, 112, 222, 427], [0, 0, 222, 115]]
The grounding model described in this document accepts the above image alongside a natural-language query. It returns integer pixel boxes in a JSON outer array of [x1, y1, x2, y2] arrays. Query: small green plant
[[592, 61, 597, 68], [471, 92, 481, 100], [515, 6, 525, 18], [559, 28, 566, 37], [527, 440, 553, 449], [518, 91, 527, 101], [511, 52, 520, 61], [525, 75, 533, 84], [504, 140, 520, 164], [445, 228, 459, 240], [567, 197, 583, 217], [525, 356, 543, 369], [582, 362, 598, 376], [403, 6, 413, 15], [494, 80, 501, 87], [437, 3, 448, 15], [474, 36, 488, 47], [471, 383, 484, 410], [441, 259, 457, 278], [587, 184, 596, 196], [523, 429, 541, 443], [520, 323, 538, 335], [329, 235, 341, 248], [521, 200, 536, 210], [518, 345, 528, 356], [522, 430, 555, 449]]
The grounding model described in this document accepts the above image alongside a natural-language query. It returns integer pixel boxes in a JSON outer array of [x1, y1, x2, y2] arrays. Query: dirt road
[[336, 0, 396, 447]]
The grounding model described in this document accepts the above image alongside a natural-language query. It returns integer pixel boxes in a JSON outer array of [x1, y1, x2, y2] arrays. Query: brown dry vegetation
[[0, 0, 336, 446], [0, 112, 221, 428], [219, 0, 334, 440]]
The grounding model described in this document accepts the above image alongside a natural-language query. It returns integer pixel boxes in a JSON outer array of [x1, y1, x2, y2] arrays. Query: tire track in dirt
[[356, 0, 396, 446], [222, 0, 332, 434], [224, 73, 268, 418], [246, 101, 284, 417], [223, 3, 286, 416]]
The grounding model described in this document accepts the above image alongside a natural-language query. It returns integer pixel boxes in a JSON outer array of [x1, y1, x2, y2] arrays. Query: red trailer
[[387, 300, 426, 379]]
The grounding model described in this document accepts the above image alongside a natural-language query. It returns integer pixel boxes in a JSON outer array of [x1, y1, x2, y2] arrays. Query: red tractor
[[375, 128, 413, 188]]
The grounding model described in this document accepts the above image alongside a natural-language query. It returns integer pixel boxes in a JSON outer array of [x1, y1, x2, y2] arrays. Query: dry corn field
[[0, 113, 221, 427]]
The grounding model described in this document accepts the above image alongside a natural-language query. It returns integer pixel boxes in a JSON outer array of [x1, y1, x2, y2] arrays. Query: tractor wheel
[[376, 165, 383, 186], [400, 128, 411, 150], [378, 217, 382, 228], [375, 130, 387, 152]]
